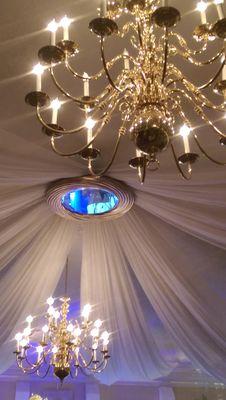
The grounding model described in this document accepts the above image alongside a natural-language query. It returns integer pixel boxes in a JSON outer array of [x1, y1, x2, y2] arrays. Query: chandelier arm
[[171, 88, 226, 137], [169, 86, 225, 113], [193, 134, 226, 165], [171, 47, 224, 66], [49, 111, 115, 157], [36, 106, 86, 135], [100, 37, 122, 93], [65, 54, 123, 81], [36, 364, 51, 379], [50, 68, 98, 106], [162, 27, 169, 84], [169, 32, 208, 56], [78, 351, 94, 369], [88, 132, 122, 177], [198, 60, 225, 90], [171, 143, 192, 180], [16, 357, 41, 374]]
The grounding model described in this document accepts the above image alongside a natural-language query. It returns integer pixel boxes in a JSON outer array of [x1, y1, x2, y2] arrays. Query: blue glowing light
[[61, 187, 119, 215]]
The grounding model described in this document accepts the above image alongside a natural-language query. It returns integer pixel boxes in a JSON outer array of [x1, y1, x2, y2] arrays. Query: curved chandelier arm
[[193, 134, 226, 165], [50, 68, 98, 106], [66, 54, 123, 81], [88, 132, 122, 177], [36, 106, 86, 135], [171, 143, 192, 180], [169, 31, 208, 56], [50, 120, 106, 157], [172, 47, 224, 67], [100, 37, 122, 93], [36, 364, 51, 379], [198, 60, 225, 90]]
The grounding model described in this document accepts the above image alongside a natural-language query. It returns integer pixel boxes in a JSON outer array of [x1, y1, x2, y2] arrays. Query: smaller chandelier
[[14, 297, 110, 383]]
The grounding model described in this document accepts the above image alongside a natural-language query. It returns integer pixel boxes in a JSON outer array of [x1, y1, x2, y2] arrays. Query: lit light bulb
[[85, 117, 96, 130], [82, 304, 92, 320], [47, 297, 54, 306], [92, 343, 98, 350], [32, 63, 45, 76], [47, 306, 55, 316], [47, 19, 58, 33], [213, 0, 225, 19], [50, 98, 62, 124], [196, 1, 208, 12], [42, 325, 49, 334], [50, 98, 62, 111], [20, 338, 28, 348], [197, 1, 208, 24], [15, 333, 23, 342], [26, 315, 33, 324], [53, 310, 60, 320], [32, 63, 45, 92], [37, 345, 43, 354], [47, 19, 58, 46], [23, 327, 31, 337], [60, 16, 72, 40], [52, 346, 58, 354], [67, 323, 74, 333], [74, 327, 82, 337], [91, 328, 99, 338], [101, 331, 109, 341], [94, 319, 102, 329], [179, 124, 191, 138]]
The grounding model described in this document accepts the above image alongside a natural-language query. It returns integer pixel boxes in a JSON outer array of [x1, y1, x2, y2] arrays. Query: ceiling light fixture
[[14, 296, 110, 383], [25, 0, 226, 183]]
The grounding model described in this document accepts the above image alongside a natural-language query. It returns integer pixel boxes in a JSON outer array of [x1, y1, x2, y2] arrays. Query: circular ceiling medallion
[[46, 176, 134, 221]]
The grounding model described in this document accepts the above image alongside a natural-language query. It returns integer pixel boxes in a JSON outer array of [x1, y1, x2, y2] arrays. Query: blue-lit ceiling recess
[[61, 187, 119, 215]]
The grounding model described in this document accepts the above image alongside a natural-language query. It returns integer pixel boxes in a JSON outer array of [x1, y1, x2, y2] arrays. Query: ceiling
[[0, 0, 226, 391]]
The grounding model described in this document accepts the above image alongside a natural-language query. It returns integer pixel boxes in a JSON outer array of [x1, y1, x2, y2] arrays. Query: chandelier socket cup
[[213, 18, 226, 39], [129, 156, 148, 169], [151, 7, 181, 28], [193, 24, 214, 41], [78, 96, 97, 111], [220, 137, 226, 146], [25, 91, 50, 107], [214, 80, 226, 95], [79, 147, 100, 160], [57, 40, 79, 56], [178, 153, 199, 165], [125, 0, 145, 12], [89, 18, 118, 37], [42, 123, 64, 138], [38, 45, 65, 65]]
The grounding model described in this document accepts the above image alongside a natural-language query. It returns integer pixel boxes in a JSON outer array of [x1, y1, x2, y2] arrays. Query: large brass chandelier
[[25, 0, 226, 183], [14, 297, 110, 383]]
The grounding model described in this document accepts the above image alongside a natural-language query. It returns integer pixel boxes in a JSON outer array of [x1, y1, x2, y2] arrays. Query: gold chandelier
[[14, 297, 110, 383], [25, 0, 226, 183]]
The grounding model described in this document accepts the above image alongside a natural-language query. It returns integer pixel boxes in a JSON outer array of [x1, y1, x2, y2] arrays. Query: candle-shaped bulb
[[26, 315, 33, 325], [60, 15, 72, 40], [196, 1, 208, 24], [85, 117, 96, 130], [47, 19, 58, 46], [32, 63, 45, 92], [23, 327, 31, 337], [50, 98, 62, 125], [67, 323, 74, 333], [91, 328, 99, 338], [82, 303, 91, 320], [94, 319, 102, 329], [123, 49, 130, 71], [100, 0, 107, 17], [83, 72, 90, 97], [179, 124, 191, 154], [42, 325, 49, 334], [15, 332, 23, 351], [214, 0, 224, 19], [74, 327, 82, 337], [47, 296, 54, 306]]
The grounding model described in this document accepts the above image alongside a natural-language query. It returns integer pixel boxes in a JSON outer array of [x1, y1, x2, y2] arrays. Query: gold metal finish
[[14, 297, 110, 383], [25, 0, 226, 184]]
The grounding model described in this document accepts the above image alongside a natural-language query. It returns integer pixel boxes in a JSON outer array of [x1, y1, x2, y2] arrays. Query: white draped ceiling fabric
[[0, 128, 226, 385]]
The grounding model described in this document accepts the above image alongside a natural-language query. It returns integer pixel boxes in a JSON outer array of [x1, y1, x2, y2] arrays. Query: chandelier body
[[14, 298, 110, 383], [26, 0, 226, 183]]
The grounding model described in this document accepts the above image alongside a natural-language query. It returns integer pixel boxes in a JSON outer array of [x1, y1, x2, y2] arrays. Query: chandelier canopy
[[25, 0, 226, 183], [14, 297, 110, 383]]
